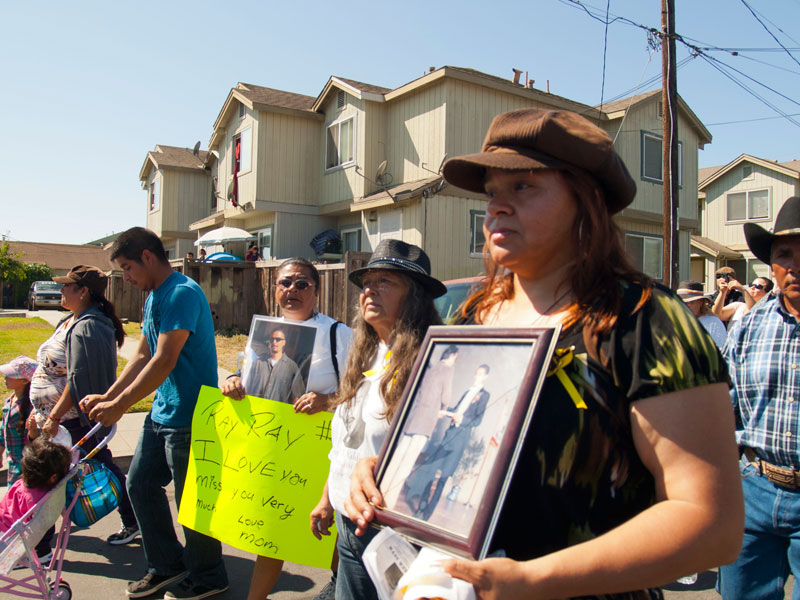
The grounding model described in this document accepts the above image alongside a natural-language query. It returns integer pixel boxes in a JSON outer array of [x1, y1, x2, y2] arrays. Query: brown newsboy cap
[[53, 265, 108, 295], [442, 108, 636, 213]]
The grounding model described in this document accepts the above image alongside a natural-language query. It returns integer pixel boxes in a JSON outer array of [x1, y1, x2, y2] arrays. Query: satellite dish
[[193, 141, 201, 156], [375, 160, 388, 184]]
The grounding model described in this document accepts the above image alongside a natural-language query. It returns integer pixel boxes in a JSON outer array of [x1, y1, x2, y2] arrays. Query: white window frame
[[257, 225, 274, 260], [725, 188, 771, 224], [625, 233, 663, 280], [238, 103, 246, 120], [231, 125, 252, 176], [149, 177, 161, 212], [340, 226, 362, 253], [469, 210, 486, 257], [325, 115, 355, 171], [640, 131, 682, 186]]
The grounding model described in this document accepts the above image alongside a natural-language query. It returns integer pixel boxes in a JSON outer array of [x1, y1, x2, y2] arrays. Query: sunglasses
[[749, 282, 765, 290], [277, 279, 313, 291], [716, 273, 733, 281], [270, 337, 285, 342]]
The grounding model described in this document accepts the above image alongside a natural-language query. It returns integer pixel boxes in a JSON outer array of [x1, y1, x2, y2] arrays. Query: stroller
[[0, 422, 116, 599]]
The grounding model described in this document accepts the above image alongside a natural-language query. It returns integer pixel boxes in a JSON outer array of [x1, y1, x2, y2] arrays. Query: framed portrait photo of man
[[240, 316, 318, 404], [373, 325, 560, 560]]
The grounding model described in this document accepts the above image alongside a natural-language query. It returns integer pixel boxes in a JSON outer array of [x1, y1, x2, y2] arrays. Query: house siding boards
[[424, 194, 487, 281], [320, 95, 363, 206]]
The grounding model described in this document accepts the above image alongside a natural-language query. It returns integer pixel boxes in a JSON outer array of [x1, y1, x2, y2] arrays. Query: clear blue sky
[[2, 0, 798, 245]]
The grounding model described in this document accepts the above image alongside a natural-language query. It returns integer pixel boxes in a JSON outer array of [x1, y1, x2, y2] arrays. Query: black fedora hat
[[349, 239, 446, 298], [744, 196, 800, 264]]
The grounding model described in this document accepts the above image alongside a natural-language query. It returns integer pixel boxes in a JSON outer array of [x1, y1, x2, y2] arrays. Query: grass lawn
[[1, 318, 243, 411]]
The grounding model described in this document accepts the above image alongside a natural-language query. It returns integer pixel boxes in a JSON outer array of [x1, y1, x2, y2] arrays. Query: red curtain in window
[[231, 137, 241, 207]]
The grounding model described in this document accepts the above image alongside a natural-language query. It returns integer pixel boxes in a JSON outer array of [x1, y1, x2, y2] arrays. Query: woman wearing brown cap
[[35, 265, 140, 546], [347, 109, 742, 599]]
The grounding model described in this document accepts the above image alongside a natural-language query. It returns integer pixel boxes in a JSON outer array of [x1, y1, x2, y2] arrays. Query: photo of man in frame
[[241, 317, 317, 404]]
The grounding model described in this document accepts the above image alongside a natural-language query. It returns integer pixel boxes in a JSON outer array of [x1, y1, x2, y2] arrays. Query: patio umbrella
[[194, 226, 256, 247]]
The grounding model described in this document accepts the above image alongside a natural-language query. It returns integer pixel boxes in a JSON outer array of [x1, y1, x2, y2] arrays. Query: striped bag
[[65, 460, 121, 527]]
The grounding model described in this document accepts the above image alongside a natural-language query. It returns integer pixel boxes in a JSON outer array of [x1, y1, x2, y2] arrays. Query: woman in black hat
[[347, 109, 742, 599], [317, 239, 443, 600]]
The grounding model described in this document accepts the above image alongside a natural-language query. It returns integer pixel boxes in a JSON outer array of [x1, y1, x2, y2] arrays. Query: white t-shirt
[[727, 301, 748, 326], [698, 314, 728, 349], [280, 312, 353, 395], [327, 343, 389, 515]]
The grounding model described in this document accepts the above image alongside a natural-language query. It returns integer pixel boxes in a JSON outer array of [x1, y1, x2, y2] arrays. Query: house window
[[470, 210, 486, 256], [640, 132, 683, 185], [625, 233, 663, 279], [149, 178, 160, 211], [341, 226, 362, 252], [257, 225, 273, 260], [326, 117, 354, 169], [238, 103, 245, 119], [726, 188, 770, 222], [743, 164, 754, 180], [232, 126, 252, 174]]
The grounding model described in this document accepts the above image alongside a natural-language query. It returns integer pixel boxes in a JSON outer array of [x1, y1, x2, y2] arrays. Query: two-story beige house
[[696, 154, 800, 288], [143, 67, 712, 282], [139, 144, 211, 259]]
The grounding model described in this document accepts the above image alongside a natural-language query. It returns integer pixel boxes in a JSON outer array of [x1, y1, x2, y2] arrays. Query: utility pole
[[661, 0, 679, 288]]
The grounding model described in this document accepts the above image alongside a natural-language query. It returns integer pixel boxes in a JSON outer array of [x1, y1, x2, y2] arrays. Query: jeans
[[718, 456, 800, 599], [127, 414, 227, 588], [63, 418, 137, 528], [335, 514, 379, 600]]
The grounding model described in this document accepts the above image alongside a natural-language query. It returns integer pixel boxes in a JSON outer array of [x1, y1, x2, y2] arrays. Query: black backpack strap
[[330, 321, 342, 384]]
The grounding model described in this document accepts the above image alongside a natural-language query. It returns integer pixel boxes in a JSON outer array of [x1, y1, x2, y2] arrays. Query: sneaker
[[127, 571, 188, 599], [107, 525, 141, 545], [313, 572, 337, 600], [163, 578, 229, 600], [12, 549, 52, 571]]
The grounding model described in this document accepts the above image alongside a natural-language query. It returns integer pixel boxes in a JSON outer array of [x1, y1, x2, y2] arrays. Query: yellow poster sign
[[178, 386, 336, 569]]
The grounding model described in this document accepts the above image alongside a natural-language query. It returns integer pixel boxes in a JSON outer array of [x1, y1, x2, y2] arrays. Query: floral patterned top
[[459, 281, 728, 600], [29, 320, 79, 428]]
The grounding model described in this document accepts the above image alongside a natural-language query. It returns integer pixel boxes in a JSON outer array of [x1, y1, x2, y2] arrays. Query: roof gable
[[698, 153, 800, 189], [311, 76, 390, 112], [139, 144, 209, 181]]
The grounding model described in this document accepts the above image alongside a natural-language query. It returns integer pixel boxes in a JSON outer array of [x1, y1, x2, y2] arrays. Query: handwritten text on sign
[[178, 386, 335, 568]]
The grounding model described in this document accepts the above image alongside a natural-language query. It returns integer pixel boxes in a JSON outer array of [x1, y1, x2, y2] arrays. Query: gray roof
[[237, 83, 316, 111], [7, 241, 115, 272], [595, 90, 660, 114], [333, 77, 391, 95], [148, 145, 208, 170]]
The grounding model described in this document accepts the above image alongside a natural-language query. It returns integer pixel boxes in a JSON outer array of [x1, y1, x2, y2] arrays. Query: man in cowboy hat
[[718, 196, 800, 599]]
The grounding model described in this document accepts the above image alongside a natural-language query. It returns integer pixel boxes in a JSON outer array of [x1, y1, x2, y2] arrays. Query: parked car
[[27, 281, 63, 310], [434, 276, 483, 323]]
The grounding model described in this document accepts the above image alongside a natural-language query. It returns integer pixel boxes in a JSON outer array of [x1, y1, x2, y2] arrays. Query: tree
[[16, 263, 53, 307], [0, 241, 25, 309]]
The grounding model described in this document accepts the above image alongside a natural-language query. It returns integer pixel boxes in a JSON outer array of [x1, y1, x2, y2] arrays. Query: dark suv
[[27, 281, 63, 310]]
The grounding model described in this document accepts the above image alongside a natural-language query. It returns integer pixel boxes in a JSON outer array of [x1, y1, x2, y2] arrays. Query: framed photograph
[[374, 325, 560, 560], [240, 316, 318, 403]]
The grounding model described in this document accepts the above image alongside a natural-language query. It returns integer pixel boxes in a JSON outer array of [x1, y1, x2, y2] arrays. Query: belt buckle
[[762, 462, 800, 489]]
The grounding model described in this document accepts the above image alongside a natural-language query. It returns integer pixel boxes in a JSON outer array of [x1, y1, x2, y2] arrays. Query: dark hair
[[337, 275, 443, 419], [21, 438, 71, 490], [15, 383, 32, 434], [441, 345, 459, 360], [476, 364, 490, 374], [757, 277, 775, 293], [462, 170, 651, 337], [85, 288, 125, 348], [277, 257, 320, 288], [110, 227, 168, 264]]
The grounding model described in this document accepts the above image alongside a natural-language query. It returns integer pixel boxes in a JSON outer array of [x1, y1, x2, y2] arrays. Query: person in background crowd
[[318, 239, 444, 600], [712, 266, 754, 325], [39, 265, 138, 546], [198, 249, 207, 261], [677, 281, 727, 348], [185, 252, 194, 261], [222, 257, 353, 600], [245, 244, 259, 262], [718, 196, 800, 599], [748, 276, 774, 303], [0, 356, 37, 488], [80, 227, 228, 600], [348, 108, 742, 599]]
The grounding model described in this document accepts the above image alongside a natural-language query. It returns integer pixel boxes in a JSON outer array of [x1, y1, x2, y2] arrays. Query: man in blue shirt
[[718, 197, 800, 599], [81, 227, 227, 600]]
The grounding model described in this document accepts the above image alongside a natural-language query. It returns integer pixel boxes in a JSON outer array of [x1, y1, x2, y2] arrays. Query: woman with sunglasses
[[347, 109, 742, 599], [748, 276, 774, 303], [221, 257, 353, 600], [33, 265, 139, 547]]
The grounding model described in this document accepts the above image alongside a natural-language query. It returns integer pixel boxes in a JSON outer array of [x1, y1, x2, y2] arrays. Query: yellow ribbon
[[547, 347, 587, 410], [363, 350, 392, 378]]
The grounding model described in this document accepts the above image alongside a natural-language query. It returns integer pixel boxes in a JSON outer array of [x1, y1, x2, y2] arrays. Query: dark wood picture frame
[[373, 325, 560, 560]]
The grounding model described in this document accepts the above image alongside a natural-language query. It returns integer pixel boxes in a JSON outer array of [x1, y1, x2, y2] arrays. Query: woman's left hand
[[40, 417, 60, 438], [443, 557, 530, 600], [293, 392, 327, 414]]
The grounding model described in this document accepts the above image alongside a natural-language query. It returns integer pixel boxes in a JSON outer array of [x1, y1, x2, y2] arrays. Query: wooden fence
[[107, 252, 371, 331]]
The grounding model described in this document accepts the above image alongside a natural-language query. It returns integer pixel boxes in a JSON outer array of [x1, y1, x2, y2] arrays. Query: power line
[[739, 0, 800, 69], [598, 0, 611, 111], [706, 113, 800, 126], [746, 2, 800, 47]]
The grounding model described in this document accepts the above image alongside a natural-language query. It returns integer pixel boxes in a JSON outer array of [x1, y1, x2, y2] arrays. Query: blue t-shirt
[[143, 272, 217, 426]]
